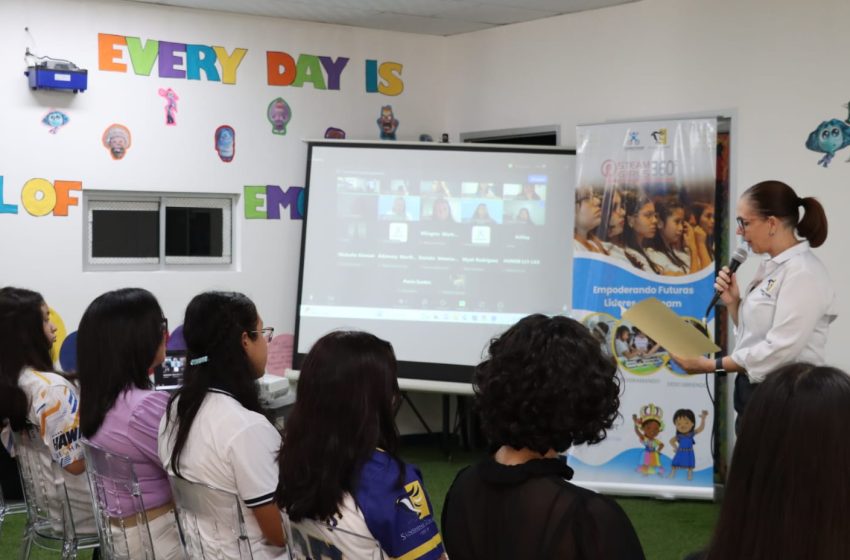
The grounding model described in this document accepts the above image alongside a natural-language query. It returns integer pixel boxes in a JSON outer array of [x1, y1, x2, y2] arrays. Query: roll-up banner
[[569, 119, 718, 499]]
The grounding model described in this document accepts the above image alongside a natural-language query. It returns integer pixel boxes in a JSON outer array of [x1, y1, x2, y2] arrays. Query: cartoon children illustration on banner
[[669, 409, 709, 480], [633, 404, 664, 476]]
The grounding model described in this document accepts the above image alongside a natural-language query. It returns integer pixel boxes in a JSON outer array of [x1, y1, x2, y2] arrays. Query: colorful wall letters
[[245, 185, 304, 220], [0, 176, 82, 217], [98, 33, 404, 95]]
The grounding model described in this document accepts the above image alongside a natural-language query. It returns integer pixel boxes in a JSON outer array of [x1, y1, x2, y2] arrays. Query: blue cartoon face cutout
[[43, 110, 69, 134], [805, 118, 850, 167]]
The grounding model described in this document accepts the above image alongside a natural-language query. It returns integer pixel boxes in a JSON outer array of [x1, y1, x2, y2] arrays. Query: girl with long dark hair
[[277, 331, 446, 559], [692, 364, 850, 559], [622, 189, 663, 274], [77, 288, 182, 558], [0, 287, 95, 532], [157, 291, 286, 559], [648, 196, 710, 275]]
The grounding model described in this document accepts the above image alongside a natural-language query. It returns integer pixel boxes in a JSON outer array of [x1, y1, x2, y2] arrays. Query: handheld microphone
[[704, 246, 748, 318]]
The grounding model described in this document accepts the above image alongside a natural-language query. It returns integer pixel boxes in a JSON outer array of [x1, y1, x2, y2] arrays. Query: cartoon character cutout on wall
[[267, 98, 292, 135], [805, 118, 850, 167], [158, 88, 179, 126], [668, 409, 709, 481], [42, 110, 69, 134], [377, 105, 399, 140], [215, 125, 235, 162], [633, 404, 665, 476], [102, 124, 132, 160], [324, 127, 346, 139]]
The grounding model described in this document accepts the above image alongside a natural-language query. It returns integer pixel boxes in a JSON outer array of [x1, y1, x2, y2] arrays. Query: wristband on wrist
[[715, 356, 726, 374]]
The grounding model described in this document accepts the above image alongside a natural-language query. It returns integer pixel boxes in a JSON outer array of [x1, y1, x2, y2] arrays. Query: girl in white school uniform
[[158, 291, 287, 559]]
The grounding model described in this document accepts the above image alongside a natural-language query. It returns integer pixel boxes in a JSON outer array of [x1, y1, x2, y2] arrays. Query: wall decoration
[[98, 33, 247, 84], [266, 333, 294, 376], [158, 87, 179, 126], [266, 52, 349, 90], [59, 331, 78, 372], [215, 125, 235, 162], [102, 123, 132, 160], [377, 105, 398, 140], [805, 118, 850, 167], [267, 98, 292, 135], [244, 185, 304, 219], [1, 176, 82, 217], [365, 59, 404, 96], [324, 127, 345, 139], [42, 109, 69, 134]]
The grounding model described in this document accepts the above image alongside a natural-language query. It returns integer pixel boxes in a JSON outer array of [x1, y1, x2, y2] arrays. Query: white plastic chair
[[13, 426, 100, 559], [286, 517, 384, 560], [168, 475, 253, 560], [81, 440, 157, 559]]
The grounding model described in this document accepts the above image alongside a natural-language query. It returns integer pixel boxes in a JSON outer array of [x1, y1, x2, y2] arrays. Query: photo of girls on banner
[[569, 119, 718, 499]]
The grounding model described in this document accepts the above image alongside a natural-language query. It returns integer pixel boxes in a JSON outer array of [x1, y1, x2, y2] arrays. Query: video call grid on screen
[[296, 142, 576, 380]]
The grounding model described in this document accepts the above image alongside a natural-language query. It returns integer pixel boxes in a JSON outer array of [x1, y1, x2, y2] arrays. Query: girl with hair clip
[[157, 291, 286, 559], [648, 196, 711, 275], [622, 189, 663, 274], [77, 288, 182, 559], [688, 364, 850, 560], [573, 187, 609, 254], [673, 181, 837, 433], [0, 287, 95, 533], [277, 331, 446, 560]]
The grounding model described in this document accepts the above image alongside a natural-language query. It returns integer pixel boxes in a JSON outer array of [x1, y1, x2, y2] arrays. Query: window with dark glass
[[91, 209, 159, 258], [165, 207, 224, 257]]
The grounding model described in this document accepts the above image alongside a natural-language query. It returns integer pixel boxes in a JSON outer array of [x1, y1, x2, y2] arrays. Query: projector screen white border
[[294, 140, 576, 384]]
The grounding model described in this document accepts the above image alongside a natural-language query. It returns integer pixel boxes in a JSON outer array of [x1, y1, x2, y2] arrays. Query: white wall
[[444, 0, 850, 371], [0, 0, 453, 433], [0, 0, 447, 342]]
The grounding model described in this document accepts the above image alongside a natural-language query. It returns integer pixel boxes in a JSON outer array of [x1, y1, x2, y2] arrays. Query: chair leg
[[61, 537, 78, 560], [18, 525, 33, 560]]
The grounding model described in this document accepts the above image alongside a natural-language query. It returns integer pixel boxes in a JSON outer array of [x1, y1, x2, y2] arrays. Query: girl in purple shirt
[[77, 288, 182, 559]]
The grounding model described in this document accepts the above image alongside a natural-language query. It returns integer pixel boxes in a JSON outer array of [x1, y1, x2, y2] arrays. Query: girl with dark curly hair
[[442, 314, 645, 560]]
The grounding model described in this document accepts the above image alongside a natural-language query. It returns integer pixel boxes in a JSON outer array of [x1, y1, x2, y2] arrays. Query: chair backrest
[[82, 440, 155, 559], [168, 475, 254, 560], [286, 517, 384, 560], [13, 426, 79, 538]]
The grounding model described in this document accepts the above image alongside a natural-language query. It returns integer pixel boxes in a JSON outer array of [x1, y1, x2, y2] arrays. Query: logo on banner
[[651, 128, 668, 145], [626, 131, 640, 146]]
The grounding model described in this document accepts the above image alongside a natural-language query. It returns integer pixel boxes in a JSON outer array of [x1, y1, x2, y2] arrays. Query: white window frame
[[83, 191, 236, 271]]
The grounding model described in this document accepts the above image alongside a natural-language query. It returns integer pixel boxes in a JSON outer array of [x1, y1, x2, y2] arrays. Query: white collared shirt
[[732, 242, 837, 382]]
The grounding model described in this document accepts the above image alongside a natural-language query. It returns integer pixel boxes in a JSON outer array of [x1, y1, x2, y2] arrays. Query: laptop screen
[[154, 350, 187, 391]]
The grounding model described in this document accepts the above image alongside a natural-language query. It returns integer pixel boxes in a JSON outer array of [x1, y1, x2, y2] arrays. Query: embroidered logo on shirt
[[396, 480, 430, 520]]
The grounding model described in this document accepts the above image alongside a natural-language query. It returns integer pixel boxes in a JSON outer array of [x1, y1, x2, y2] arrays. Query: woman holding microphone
[[674, 180, 837, 430]]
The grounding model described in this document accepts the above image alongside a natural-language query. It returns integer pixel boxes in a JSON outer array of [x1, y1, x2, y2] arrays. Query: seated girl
[[77, 288, 182, 558], [442, 314, 645, 559], [277, 331, 446, 560], [158, 291, 286, 559], [0, 287, 95, 533]]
